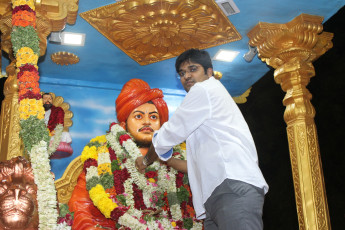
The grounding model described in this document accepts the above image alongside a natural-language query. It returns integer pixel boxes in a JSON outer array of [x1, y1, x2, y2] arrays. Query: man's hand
[[135, 156, 147, 174]]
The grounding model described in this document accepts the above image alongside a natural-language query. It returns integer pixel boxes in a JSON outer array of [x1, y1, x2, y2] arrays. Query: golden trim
[[233, 87, 251, 104], [55, 156, 83, 204], [51, 51, 80, 66], [80, 0, 241, 65]]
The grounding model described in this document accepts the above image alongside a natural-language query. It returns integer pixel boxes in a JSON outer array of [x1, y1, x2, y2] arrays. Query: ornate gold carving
[[287, 126, 306, 230], [42, 92, 73, 132], [80, 0, 241, 65], [55, 156, 83, 204], [248, 14, 332, 229], [0, 0, 79, 58], [0, 10, 53, 57], [248, 14, 333, 69], [51, 51, 80, 66], [0, 63, 22, 161], [35, 0, 79, 31], [233, 87, 251, 104]]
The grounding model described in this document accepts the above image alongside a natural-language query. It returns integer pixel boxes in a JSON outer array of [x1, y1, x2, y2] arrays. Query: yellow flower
[[89, 184, 106, 205], [81, 146, 98, 163], [91, 135, 107, 144], [12, 0, 35, 10], [89, 185, 117, 218], [97, 145, 109, 154], [148, 178, 156, 183], [180, 142, 186, 150], [19, 104, 29, 113], [20, 113, 29, 120], [28, 99, 36, 105], [16, 48, 38, 67], [171, 222, 177, 227], [28, 110, 36, 116], [97, 163, 112, 175], [30, 103, 38, 112], [98, 196, 118, 218], [37, 111, 44, 120]]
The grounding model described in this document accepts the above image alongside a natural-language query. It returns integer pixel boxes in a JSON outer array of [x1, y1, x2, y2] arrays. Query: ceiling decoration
[[51, 51, 79, 66], [80, 0, 241, 65]]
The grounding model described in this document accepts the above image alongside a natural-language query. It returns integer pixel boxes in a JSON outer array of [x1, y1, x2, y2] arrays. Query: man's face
[[126, 103, 161, 146], [178, 61, 212, 92], [42, 95, 53, 111]]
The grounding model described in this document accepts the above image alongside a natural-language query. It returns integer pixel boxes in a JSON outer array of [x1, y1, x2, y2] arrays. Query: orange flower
[[18, 71, 39, 82], [12, 10, 36, 27], [105, 187, 117, 197], [186, 204, 195, 216]]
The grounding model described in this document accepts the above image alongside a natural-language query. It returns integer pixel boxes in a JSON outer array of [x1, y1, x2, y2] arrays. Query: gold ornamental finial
[[51, 51, 79, 66]]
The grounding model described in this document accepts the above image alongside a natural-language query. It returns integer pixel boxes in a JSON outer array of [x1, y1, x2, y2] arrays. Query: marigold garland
[[11, 0, 59, 228], [12, 10, 36, 27]]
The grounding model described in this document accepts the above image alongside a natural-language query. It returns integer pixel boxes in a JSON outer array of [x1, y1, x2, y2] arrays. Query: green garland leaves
[[11, 26, 40, 56], [20, 116, 49, 152], [100, 173, 114, 190]]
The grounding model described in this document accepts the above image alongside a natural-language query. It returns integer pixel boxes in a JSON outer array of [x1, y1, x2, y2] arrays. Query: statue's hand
[[135, 156, 147, 174]]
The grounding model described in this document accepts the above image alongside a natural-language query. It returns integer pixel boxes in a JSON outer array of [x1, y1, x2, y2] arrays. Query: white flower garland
[[107, 125, 181, 216], [83, 123, 200, 229], [48, 124, 63, 155], [29, 140, 59, 229]]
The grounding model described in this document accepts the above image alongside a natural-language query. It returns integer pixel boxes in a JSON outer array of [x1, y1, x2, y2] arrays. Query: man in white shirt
[[135, 49, 268, 230]]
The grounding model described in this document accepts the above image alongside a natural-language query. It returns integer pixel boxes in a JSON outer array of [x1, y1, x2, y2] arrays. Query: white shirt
[[44, 109, 51, 125], [153, 77, 268, 219]]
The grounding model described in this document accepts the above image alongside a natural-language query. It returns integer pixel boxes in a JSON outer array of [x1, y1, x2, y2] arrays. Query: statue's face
[[0, 157, 38, 230], [126, 103, 161, 146], [0, 184, 36, 229]]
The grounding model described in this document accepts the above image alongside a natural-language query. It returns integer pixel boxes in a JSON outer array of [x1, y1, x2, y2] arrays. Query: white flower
[[85, 166, 99, 181], [97, 152, 111, 165]]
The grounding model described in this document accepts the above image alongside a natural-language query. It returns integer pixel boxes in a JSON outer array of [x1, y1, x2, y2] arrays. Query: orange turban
[[116, 79, 169, 125]]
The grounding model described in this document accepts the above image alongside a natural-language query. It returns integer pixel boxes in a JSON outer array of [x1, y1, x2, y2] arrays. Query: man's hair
[[175, 48, 213, 74], [42, 92, 52, 98]]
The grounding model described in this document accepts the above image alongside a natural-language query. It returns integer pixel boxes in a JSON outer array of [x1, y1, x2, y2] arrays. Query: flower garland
[[48, 124, 64, 154], [81, 123, 203, 230], [11, 0, 59, 228]]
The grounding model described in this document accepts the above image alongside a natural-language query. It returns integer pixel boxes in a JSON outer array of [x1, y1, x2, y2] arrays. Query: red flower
[[83, 158, 98, 173], [110, 206, 129, 222], [18, 63, 38, 73], [113, 170, 125, 194], [12, 5, 35, 14], [132, 184, 147, 210], [109, 122, 117, 130], [119, 134, 131, 145], [145, 171, 158, 179], [109, 147, 117, 161], [18, 91, 41, 101], [176, 171, 184, 188]]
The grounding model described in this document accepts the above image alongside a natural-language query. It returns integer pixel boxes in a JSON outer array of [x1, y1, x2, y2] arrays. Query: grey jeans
[[204, 179, 265, 230]]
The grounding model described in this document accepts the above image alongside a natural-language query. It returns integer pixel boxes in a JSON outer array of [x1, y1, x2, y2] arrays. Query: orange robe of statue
[[68, 172, 116, 230]]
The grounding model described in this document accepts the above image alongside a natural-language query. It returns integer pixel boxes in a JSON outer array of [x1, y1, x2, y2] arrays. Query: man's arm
[[166, 158, 187, 174], [135, 143, 158, 173], [135, 143, 188, 174]]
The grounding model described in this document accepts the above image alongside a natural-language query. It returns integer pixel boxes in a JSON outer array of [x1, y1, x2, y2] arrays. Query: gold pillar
[[248, 14, 333, 230], [0, 0, 78, 161], [0, 63, 22, 161]]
